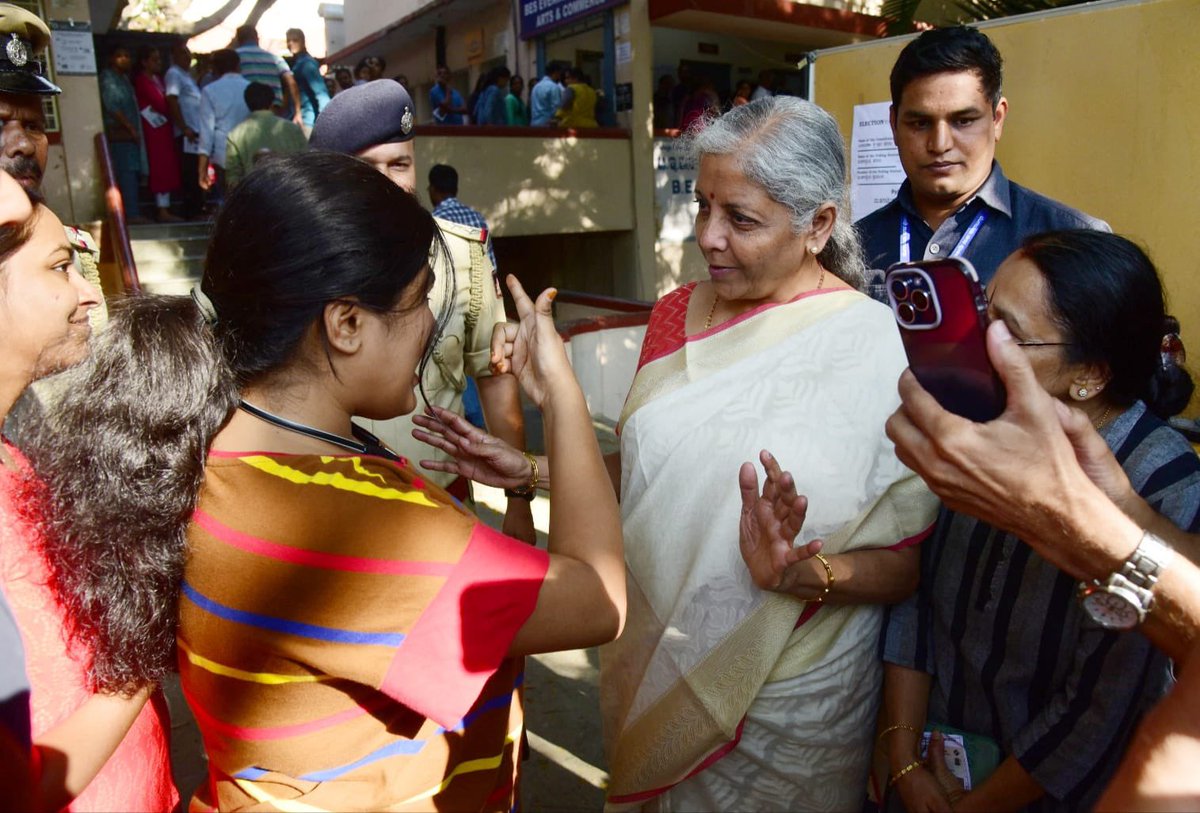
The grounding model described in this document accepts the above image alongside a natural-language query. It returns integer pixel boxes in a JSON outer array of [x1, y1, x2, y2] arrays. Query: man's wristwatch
[[1078, 530, 1174, 630]]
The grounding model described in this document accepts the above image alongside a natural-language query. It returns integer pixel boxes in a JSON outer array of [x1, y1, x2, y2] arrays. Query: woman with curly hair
[[0, 170, 178, 810]]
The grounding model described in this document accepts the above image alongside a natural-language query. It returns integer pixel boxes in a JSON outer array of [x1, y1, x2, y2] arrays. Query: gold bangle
[[888, 759, 925, 788], [811, 552, 834, 603], [513, 453, 537, 496], [876, 723, 921, 744]]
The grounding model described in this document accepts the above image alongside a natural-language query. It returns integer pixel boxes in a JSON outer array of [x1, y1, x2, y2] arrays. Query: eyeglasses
[[1014, 340, 1074, 348]]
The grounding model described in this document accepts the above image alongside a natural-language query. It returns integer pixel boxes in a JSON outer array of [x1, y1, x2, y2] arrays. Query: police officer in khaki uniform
[[310, 79, 535, 542]]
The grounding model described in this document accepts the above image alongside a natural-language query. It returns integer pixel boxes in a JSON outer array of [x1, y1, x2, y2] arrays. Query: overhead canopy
[[326, 0, 493, 66], [649, 0, 884, 48]]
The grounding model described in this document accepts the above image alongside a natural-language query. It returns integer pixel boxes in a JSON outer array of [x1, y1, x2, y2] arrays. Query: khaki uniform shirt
[[65, 226, 107, 328], [357, 217, 506, 486]]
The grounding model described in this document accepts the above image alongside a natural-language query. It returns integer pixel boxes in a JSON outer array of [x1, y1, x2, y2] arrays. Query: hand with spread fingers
[[489, 274, 573, 409], [738, 450, 823, 592], [412, 405, 531, 490]]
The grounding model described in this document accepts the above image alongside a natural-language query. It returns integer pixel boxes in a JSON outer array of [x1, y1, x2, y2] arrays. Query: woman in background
[[132, 45, 181, 222], [98, 47, 146, 222], [731, 80, 753, 107], [556, 67, 598, 128], [881, 230, 1200, 812], [506, 74, 529, 126]]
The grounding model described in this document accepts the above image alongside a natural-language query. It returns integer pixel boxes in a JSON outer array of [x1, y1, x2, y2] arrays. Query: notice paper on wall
[[49, 25, 95, 75], [849, 101, 905, 221]]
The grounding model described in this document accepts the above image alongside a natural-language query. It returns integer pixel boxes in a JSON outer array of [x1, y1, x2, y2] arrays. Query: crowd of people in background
[[97, 32, 618, 222], [99, 25, 318, 221], [653, 64, 780, 130]]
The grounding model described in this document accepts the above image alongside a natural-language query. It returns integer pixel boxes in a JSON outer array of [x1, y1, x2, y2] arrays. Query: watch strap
[[1082, 531, 1174, 624]]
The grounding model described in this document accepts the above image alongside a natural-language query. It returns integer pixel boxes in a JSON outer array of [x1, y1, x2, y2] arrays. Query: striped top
[[180, 451, 548, 811], [235, 45, 290, 106], [881, 401, 1200, 810]]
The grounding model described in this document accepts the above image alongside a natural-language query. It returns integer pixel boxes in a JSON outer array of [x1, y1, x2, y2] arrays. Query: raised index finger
[[506, 274, 535, 320]]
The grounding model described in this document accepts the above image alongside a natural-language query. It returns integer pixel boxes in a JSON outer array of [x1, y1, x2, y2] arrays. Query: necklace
[[1092, 403, 1114, 430], [238, 399, 397, 459], [706, 265, 826, 331]]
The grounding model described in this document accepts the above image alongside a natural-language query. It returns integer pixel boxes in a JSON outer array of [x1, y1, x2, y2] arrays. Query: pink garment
[[0, 444, 178, 811], [133, 72, 181, 195]]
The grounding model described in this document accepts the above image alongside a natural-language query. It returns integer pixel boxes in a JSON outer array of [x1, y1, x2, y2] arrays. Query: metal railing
[[553, 290, 654, 340], [94, 132, 140, 294]]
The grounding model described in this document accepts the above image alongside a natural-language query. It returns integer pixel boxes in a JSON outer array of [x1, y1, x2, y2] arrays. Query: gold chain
[[706, 266, 825, 331], [1093, 403, 1114, 429]]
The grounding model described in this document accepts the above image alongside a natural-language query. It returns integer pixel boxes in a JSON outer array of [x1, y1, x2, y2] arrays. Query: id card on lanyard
[[899, 210, 988, 264]]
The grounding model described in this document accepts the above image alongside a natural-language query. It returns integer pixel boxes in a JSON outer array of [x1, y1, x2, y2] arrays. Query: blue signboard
[[520, 0, 623, 39]]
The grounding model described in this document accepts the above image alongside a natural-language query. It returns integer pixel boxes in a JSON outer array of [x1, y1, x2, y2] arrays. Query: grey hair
[[686, 96, 866, 289]]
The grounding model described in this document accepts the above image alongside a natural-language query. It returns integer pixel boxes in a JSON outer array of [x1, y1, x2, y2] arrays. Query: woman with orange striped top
[[25, 151, 625, 810]]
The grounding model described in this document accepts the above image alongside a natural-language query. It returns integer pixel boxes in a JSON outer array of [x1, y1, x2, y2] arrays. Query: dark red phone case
[[885, 259, 1006, 422]]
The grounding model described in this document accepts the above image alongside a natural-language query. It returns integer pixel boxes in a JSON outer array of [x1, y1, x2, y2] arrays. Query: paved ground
[[165, 641, 608, 810], [165, 417, 617, 809]]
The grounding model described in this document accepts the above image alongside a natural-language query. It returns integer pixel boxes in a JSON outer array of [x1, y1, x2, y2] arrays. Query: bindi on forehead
[[708, 192, 715, 200]]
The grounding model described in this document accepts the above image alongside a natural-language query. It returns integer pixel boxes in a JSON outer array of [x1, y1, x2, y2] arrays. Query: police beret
[[0, 4, 59, 95], [309, 79, 415, 155]]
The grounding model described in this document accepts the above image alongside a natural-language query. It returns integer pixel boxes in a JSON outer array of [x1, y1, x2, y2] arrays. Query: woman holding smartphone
[[880, 230, 1199, 812]]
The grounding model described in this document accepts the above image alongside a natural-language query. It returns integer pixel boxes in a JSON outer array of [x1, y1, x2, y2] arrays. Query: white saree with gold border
[[602, 287, 938, 811]]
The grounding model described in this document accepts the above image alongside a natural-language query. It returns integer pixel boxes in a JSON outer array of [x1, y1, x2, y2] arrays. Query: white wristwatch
[[1078, 531, 1174, 630]]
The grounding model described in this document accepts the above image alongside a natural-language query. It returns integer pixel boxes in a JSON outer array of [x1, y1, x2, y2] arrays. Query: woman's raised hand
[[412, 406, 533, 489], [490, 275, 573, 408], [738, 450, 822, 592]]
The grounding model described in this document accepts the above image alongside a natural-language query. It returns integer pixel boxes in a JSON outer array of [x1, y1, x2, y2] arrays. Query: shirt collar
[[893, 160, 1012, 222]]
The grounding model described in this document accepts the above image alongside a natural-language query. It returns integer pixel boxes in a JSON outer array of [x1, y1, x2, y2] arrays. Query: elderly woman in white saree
[[413, 97, 939, 812]]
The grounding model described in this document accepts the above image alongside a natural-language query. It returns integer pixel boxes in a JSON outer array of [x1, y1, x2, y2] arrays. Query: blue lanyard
[[899, 210, 988, 264]]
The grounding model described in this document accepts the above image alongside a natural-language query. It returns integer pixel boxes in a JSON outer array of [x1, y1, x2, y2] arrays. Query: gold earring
[[809, 245, 819, 255]]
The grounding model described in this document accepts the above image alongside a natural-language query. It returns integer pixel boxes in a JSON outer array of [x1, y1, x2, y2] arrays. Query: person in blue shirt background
[[473, 66, 511, 126], [430, 64, 467, 125], [285, 28, 330, 131], [530, 61, 566, 126]]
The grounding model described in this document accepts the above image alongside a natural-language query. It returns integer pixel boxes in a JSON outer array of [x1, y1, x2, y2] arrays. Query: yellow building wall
[[813, 0, 1200, 372], [415, 134, 635, 236]]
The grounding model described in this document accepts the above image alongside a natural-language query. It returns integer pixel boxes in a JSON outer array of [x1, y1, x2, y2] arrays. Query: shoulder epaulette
[[65, 226, 99, 256], [434, 216, 485, 243]]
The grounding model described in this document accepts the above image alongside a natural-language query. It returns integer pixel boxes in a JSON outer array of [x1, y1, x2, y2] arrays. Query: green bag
[[924, 722, 1003, 789]]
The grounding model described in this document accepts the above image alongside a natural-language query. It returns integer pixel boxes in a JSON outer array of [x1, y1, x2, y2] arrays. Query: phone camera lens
[[889, 278, 910, 302], [897, 302, 916, 324], [910, 289, 931, 312]]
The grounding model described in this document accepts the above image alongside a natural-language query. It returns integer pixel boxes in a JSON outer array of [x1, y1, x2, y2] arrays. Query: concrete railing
[[555, 290, 652, 426]]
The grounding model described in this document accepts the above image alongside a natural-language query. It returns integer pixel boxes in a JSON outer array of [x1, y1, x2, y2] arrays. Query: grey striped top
[[881, 400, 1200, 810]]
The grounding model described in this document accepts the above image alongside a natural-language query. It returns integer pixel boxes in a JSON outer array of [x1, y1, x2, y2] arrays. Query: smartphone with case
[[885, 258, 1005, 422]]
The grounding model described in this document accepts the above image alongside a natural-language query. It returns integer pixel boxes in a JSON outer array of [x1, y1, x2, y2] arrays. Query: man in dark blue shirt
[[856, 26, 1107, 301]]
